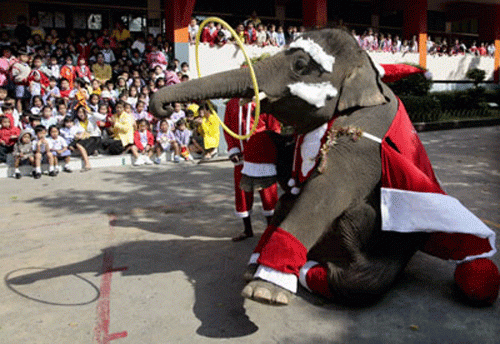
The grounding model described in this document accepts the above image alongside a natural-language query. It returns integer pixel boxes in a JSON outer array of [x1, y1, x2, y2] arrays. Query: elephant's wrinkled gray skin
[[149, 28, 428, 305]]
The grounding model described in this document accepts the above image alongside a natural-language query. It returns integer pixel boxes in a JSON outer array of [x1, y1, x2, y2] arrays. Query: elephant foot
[[243, 263, 258, 282], [240, 175, 277, 192], [241, 280, 291, 305]]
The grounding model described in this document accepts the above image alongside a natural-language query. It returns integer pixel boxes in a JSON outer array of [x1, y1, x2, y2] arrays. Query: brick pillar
[[493, 5, 500, 83], [164, 0, 196, 43], [403, 0, 427, 68], [302, 0, 327, 29], [164, 0, 196, 64]]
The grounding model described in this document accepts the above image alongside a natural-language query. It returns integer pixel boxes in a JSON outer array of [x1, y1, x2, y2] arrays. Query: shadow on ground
[[6, 239, 259, 338], [24, 166, 243, 238], [6, 159, 500, 342]]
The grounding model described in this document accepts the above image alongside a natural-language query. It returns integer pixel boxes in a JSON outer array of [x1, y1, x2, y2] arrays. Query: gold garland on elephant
[[317, 126, 364, 174]]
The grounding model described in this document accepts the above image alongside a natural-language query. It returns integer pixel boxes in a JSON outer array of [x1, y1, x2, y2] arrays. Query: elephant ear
[[336, 59, 387, 113]]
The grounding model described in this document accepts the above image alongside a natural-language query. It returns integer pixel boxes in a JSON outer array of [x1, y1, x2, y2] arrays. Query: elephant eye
[[293, 57, 309, 74]]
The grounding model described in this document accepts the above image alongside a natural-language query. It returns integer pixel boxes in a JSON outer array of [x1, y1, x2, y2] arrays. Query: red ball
[[454, 259, 500, 305]]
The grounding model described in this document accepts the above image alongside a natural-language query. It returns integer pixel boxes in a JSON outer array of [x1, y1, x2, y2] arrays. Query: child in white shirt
[[47, 125, 72, 173], [155, 119, 180, 164]]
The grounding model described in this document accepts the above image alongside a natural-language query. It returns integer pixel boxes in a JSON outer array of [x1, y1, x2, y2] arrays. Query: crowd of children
[[0, 21, 223, 179], [352, 28, 496, 57]]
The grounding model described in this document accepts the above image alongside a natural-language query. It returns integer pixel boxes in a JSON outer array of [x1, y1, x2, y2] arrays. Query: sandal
[[80, 167, 92, 172], [232, 232, 254, 242]]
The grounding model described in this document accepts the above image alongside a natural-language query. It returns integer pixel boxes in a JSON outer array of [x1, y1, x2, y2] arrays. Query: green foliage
[[465, 68, 486, 86], [433, 88, 486, 110], [399, 95, 441, 122], [401, 89, 496, 123], [386, 64, 432, 97]]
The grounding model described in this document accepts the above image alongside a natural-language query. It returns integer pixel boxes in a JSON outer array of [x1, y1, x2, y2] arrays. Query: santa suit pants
[[234, 163, 278, 218]]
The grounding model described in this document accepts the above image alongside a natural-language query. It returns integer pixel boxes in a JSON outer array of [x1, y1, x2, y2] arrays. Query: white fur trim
[[287, 178, 296, 187], [291, 187, 301, 195], [288, 82, 338, 108], [375, 62, 385, 78], [235, 210, 251, 218], [254, 265, 298, 293], [242, 162, 277, 177], [227, 147, 241, 156], [248, 253, 260, 265], [362, 132, 382, 144], [262, 209, 274, 217], [368, 54, 385, 78], [298, 260, 319, 292], [289, 37, 335, 72], [301, 122, 328, 177], [381, 187, 497, 262]]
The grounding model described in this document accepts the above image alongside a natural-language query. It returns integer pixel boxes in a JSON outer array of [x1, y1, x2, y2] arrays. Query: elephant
[[150, 28, 499, 306]]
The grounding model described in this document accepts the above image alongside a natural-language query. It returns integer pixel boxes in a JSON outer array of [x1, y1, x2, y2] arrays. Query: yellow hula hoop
[[195, 17, 260, 140]]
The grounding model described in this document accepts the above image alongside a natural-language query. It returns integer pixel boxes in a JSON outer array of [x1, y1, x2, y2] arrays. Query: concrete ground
[[1, 126, 499, 344]]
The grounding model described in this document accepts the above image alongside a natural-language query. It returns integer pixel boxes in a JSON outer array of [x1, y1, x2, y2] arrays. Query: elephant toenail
[[253, 287, 272, 302], [241, 285, 254, 299], [274, 292, 289, 305]]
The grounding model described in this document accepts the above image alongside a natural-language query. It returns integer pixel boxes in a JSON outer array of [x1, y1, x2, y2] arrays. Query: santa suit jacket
[[223, 98, 281, 159]]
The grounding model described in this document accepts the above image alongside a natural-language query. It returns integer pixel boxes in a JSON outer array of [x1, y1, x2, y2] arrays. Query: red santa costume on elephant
[[245, 64, 500, 304]]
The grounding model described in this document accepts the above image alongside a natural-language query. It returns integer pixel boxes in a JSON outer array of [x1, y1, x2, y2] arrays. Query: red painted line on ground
[[106, 332, 128, 341], [93, 218, 128, 344]]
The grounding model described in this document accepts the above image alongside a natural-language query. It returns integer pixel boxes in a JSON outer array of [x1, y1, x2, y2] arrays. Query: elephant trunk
[[150, 66, 259, 118], [149, 54, 288, 118]]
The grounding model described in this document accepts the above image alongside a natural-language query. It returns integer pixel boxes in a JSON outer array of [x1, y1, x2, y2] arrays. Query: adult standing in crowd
[[92, 53, 112, 85], [14, 15, 32, 45], [112, 21, 131, 43]]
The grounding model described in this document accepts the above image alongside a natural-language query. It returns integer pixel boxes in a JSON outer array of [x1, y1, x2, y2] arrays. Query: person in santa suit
[[224, 97, 281, 241]]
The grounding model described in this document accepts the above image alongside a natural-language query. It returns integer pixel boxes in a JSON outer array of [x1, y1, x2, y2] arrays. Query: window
[[451, 18, 478, 35], [88, 14, 102, 30], [120, 14, 146, 32]]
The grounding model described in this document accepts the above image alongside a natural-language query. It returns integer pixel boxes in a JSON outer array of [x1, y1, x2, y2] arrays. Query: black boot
[[265, 215, 273, 226], [232, 216, 253, 241]]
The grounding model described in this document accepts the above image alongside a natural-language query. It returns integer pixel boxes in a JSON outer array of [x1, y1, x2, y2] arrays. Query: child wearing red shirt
[[74, 56, 92, 82], [0, 115, 20, 162], [132, 118, 154, 165], [60, 55, 76, 89]]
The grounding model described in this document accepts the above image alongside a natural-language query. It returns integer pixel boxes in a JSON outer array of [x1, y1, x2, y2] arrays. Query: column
[[164, 0, 196, 63], [302, 0, 327, 29], [275, 0, 286, 27], [493, 5, 500, 83], [403, 0, 427, 68]]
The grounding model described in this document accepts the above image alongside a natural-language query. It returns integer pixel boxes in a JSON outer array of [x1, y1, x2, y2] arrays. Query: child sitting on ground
[[132, 119, 154, 166], [1, 103, 16, 127], [12, 130, 35, 178], [47, 125, 72, 173], [18, 111, 31, 130], [40, 105, 57, 129], [32, 125, 55, 178], [155, 119, 180, 164], [170, 102, 185, 123], [30, 95, 44, 116], [174, 119, 193, 161], [104, 101, 135, 155], [60, 116, 92, 171], [133, 100, 153, 124], [0, 115, 20, 163]]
